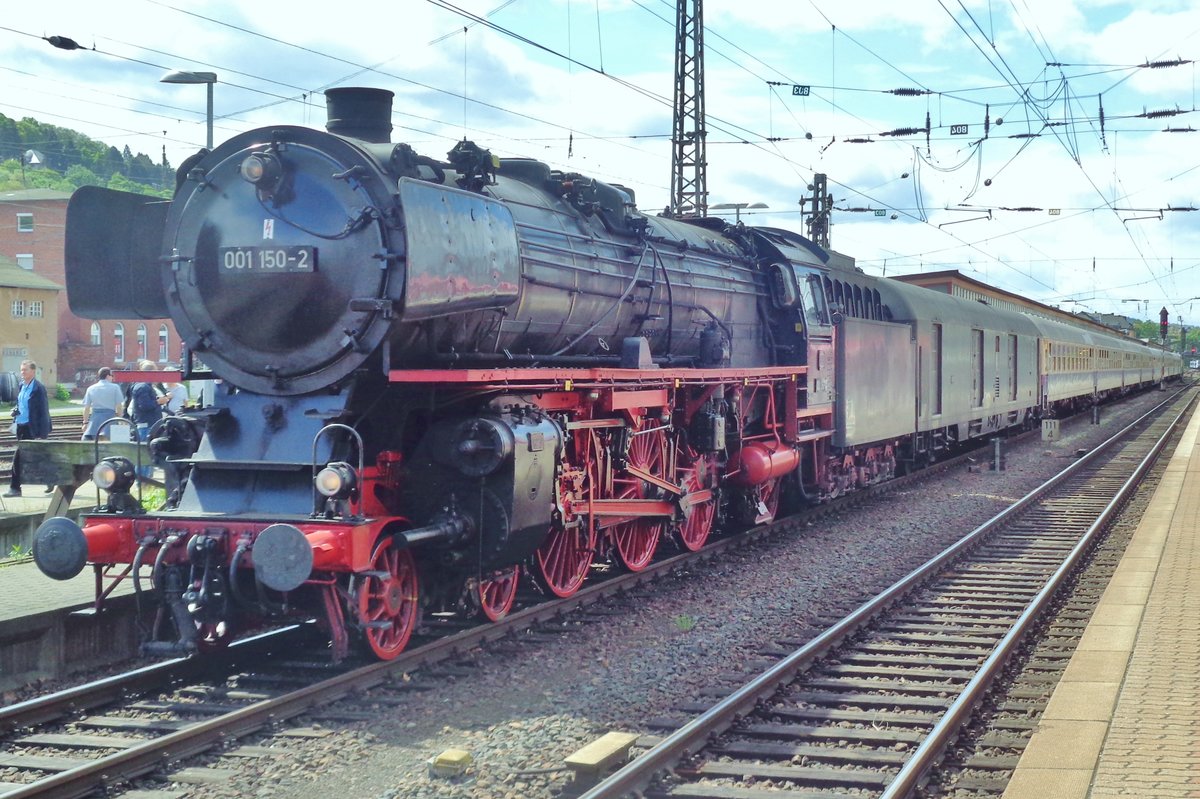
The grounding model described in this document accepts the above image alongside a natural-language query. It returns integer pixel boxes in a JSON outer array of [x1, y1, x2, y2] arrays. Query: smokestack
[[324, 88, 394, 143]]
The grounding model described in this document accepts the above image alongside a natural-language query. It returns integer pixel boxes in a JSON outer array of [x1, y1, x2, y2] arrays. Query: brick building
[[0, 254, 60, 387], [0, 188, 182, 386]]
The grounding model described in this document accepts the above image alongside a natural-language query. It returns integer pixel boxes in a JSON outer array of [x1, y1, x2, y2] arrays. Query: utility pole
[[669, 0, 707, 218], [800, 173, 833, 247]]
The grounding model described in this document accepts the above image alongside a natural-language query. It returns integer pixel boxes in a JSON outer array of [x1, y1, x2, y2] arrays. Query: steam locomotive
[[32, 88, 1182, 659]]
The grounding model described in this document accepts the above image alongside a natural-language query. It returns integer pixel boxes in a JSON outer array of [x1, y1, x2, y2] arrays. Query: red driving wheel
[[609, 427, 667, 571], [533, 432, 597, 597], [676, 449, 717, 551]]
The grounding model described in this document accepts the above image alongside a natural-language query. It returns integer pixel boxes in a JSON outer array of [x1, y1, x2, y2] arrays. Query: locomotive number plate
[[219, 245, 316, 274]]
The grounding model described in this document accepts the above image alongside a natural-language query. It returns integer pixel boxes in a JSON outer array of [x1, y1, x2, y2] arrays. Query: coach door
[[971, 328, 984, 407]]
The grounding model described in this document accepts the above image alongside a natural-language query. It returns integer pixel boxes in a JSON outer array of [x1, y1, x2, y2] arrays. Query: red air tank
[[726, 440, 800, 486]]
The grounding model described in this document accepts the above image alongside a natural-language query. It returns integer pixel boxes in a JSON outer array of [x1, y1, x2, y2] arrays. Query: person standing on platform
[[128, 361, 165, 443], [4, 360, 53, 497], [81, 367, 126, 441], [128, 361, 165, 480], [157, 371, 188, 415]]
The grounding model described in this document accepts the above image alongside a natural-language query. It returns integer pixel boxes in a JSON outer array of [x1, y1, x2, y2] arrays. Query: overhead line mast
[[670, 0, 707, 218]]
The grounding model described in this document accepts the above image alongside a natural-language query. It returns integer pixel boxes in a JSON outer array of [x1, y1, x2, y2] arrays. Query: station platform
[[0, 488, 120, 623], [1003, 402, 1200, 797], [0, 488, 142, 690]]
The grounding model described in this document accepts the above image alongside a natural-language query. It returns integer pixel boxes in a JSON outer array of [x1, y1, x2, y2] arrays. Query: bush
[[54, 384, 70, 402]]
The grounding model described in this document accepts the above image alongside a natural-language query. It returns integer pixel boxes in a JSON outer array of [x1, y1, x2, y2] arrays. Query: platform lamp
[[160, 70, 217, 150]]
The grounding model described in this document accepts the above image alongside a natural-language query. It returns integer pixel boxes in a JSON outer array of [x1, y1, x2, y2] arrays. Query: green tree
[[65, 164, 103, 188], [0, 116, 20, 163], [100, 146, 124, 179]]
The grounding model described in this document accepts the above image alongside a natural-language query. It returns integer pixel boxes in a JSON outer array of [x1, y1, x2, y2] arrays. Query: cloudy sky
[[3, 0, 1198, 323]]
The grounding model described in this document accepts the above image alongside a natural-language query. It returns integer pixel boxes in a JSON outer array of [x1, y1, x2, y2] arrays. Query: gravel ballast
[[150, 392, 1175, 799]]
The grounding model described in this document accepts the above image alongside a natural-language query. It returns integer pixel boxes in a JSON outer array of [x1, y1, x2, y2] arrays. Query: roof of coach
[[870, 275, 1044, 333], [1021, 313, 1147, 352], [891, 269, 1136, 337]]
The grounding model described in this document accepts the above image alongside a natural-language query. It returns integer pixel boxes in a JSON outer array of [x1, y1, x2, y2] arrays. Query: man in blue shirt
[[5, 360, 53, 497]]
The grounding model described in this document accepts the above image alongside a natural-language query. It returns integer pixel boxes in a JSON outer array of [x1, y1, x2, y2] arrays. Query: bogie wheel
[[609, 427, 668, 571], [475, 565, 520, 622], [356, 537, 420, 660], [676, 450, 718, 551]]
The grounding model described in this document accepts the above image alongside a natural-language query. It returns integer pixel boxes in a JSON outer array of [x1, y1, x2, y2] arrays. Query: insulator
[[844, 137, 875, 144], [1140, 108, 1181, 119], [888, 88, 931, 96], [880, 127, 924, 137], [1143, 58, 1191, 69]]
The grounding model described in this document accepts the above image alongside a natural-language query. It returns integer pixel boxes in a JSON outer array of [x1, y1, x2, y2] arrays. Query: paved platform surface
[[1003, 401, 1200, 798], [0, 488, 132, 622]]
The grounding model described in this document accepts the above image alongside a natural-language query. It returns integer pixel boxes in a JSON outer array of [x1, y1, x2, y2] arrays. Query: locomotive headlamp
[[240, 152, 282, 191], [93, 457, 137, 493], [315, 461, 357, 499]]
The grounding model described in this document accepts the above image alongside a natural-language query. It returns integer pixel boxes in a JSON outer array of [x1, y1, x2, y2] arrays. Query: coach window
[[16, 213, 33, 232], [114, 323, 125, 363]]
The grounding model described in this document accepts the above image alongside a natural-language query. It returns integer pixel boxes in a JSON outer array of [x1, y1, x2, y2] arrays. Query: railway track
[[0, 407, 1055, 797], [578, 386, 1196, 799], [0, 390, 1184, 797]]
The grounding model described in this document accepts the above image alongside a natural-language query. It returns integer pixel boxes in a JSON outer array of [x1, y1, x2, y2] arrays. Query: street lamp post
[[710, 201, 769, 222], [160, 70, 218, 150]]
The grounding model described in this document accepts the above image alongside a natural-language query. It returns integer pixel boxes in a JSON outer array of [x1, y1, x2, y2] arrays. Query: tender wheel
[[676, 450, 717, 551], [609, 427, 667, 571], [475, 565, 520, 622], [356, 537, 420, 660]]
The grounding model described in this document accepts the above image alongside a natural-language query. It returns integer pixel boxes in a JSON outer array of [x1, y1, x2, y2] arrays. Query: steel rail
[[880, 390, 1195, 797], [0, 526, 764, 798], [579, 386, 1194, 799], [1, 392, 1171, 797], [0, 627, 303, 735]]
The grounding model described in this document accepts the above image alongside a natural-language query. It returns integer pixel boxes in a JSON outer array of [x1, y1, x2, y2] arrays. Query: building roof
[[0, 188, 72, 203], [0, 255, 62, 291]]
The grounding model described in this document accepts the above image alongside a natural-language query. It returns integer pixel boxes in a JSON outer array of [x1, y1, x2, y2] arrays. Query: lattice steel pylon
[[669, 0, 707, 218]]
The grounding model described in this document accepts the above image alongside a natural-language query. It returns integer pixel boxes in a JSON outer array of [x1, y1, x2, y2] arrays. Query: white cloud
[[1, 0, 1196, 317]]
